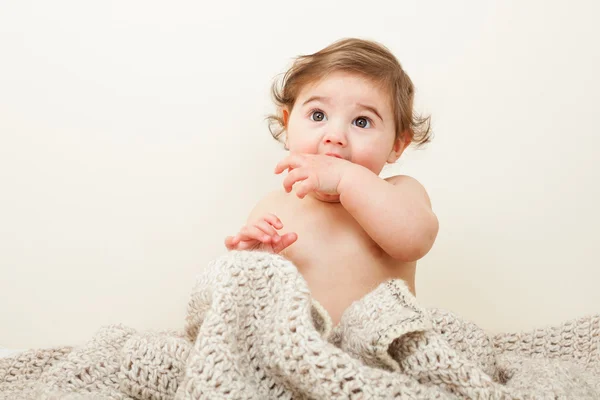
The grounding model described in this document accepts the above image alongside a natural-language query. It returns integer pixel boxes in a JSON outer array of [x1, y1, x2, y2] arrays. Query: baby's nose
[[324, 131, 347, 146], [325, 137, 344, 145]]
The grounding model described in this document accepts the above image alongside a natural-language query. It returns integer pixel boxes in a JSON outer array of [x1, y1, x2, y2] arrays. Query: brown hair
[[267, 38, 432, 147]]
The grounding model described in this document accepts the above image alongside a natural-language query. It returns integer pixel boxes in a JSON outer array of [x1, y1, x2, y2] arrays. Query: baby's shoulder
[[246, 189, 288, 222], [259, 189, 288, 207], [384, 174, 432, 206], [384, 174, 420, 186]]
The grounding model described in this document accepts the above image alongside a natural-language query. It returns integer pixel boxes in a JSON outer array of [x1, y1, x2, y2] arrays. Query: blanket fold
[[1, 251, 598, 399]]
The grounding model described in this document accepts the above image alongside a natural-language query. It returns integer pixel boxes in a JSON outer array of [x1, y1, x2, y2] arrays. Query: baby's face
[[284, 71, 403, 175]]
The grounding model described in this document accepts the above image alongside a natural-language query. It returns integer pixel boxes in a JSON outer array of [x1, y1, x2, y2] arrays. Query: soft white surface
[[1, 0, 599, 349]]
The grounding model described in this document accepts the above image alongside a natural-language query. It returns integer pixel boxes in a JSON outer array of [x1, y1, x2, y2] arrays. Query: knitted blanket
[[1, 251, 599, 399]]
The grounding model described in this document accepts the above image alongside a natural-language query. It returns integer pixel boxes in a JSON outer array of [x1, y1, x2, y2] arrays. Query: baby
[[225, 38, 439, 325]]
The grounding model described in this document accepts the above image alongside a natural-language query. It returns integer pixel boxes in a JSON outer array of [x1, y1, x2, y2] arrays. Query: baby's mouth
[[325, 153, 343, 159]]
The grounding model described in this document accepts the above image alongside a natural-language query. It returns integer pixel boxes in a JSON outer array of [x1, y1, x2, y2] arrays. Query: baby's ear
[[281, 107, 290, 127], [281, 108, 290, 150], [387, 134, 409, 163]]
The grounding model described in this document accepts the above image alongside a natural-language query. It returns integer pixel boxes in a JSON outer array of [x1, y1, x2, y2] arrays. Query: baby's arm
[[338, 168, 438, 262]]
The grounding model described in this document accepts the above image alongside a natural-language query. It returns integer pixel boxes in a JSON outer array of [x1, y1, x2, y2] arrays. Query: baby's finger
[[295, 177, 318, 199], [254, 219, 278, 238], [235, 239, 262, 251], [263, 213, 283, 229], [273, 232, 298, 253], [224, 235, 241, 250], [274, 154, 304, 175], [240, 225, 272, 243], [283, 168, 309, 193]]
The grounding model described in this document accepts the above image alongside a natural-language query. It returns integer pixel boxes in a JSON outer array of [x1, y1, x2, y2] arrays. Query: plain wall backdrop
[[1, 0, 598, 348]]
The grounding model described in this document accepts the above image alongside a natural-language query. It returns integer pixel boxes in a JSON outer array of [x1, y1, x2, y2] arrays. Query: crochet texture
[[1, 250, 598, 399]]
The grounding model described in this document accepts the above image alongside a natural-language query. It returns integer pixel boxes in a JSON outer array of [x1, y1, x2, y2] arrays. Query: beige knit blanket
[[1, 251, 599, 399]]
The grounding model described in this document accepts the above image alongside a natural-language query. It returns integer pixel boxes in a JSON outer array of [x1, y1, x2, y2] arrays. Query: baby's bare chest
[[268, 193, 416, 319], [273, 196, 390, 273]]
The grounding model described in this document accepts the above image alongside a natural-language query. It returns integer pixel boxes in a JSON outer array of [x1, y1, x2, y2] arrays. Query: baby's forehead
[[297, 72, 394, 110]]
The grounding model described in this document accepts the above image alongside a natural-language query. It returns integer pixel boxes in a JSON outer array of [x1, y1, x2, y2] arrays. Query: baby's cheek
[[287, 131, 320, 154], [350, 151, 374, 166], [353, 151, 388, 174], [288, 141, 317, 154]]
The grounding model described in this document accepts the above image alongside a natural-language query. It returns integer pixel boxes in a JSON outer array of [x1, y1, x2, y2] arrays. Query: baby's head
[[268, 38, 431, 174]]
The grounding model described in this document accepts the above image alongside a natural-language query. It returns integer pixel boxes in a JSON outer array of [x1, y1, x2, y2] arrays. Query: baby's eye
[[353, 117, 372, 129], [310, 110, 327, 122]]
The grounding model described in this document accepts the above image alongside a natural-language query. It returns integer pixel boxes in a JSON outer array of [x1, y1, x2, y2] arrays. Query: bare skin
[[228, 187, 417, 326]]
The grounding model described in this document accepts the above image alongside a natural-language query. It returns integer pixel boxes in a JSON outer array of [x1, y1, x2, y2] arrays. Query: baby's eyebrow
[[302, 96, 331, 106], [356, 103, 383, 122]]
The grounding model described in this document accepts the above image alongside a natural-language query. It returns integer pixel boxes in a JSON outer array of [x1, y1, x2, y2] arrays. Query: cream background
[[1, 0, 598, 348]]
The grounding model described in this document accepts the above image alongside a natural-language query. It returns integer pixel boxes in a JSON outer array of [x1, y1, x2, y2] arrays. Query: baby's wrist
[[337, 163, 369, 196]]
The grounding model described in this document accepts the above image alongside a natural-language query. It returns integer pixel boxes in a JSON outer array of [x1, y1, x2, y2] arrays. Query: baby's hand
[[274, 153, 354, 199], [224, 213, 297, 254]]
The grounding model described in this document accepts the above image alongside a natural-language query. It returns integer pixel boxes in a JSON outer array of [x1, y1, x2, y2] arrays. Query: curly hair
[[267, 38, 432, 147]]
